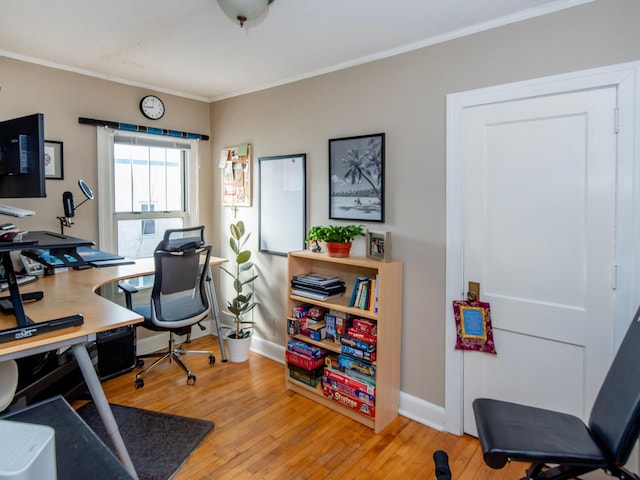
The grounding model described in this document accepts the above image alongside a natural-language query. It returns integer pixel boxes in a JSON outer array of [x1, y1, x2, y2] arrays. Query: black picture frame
[[258, 154, 307, 255], [44, 140, 63, 179], [329, 133, 384, 222]]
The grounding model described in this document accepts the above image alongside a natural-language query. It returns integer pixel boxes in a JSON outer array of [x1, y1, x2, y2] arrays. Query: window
[[140, 204, 157, 236], [97, 129, 200, 259]]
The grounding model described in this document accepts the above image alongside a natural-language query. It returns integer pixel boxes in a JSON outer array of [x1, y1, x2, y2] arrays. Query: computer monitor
[[0, 113, 46, 198]]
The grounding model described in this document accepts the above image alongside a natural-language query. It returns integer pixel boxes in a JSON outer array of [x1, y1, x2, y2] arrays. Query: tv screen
[[0, 113, 46, 198]]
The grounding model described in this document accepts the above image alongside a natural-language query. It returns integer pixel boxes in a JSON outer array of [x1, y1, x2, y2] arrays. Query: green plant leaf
[[237, 250, 251, 264], [230, 223, 241, 240], [241, 275, 258, 286], [239, 231, 251, 249], [236, 221, 245, 237], [229, 237, 239, 254]]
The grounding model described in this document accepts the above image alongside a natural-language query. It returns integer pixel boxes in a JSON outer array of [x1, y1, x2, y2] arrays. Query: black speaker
[[96, 326, 136, 381]]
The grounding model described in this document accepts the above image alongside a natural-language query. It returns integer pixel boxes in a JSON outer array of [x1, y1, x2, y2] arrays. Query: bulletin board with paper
[[220, 144, 252, 207]]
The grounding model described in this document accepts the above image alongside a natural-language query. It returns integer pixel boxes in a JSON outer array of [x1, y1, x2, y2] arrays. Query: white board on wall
[[258, 154, 306, 255]]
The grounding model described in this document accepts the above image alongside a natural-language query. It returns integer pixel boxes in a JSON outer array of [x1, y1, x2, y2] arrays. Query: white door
[[461, 87, 618, 435]]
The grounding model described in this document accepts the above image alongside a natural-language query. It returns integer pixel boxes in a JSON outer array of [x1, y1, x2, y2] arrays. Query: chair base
[[134, 332, 215, 388], [518, 463, 639, 480]]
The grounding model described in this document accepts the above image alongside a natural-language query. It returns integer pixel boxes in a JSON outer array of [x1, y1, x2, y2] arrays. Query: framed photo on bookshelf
[[366, 229, 390, 262], [329, 133, 384, 222]]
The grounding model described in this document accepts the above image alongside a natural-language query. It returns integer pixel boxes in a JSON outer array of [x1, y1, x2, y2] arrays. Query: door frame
[[444, 61, 640, 435]]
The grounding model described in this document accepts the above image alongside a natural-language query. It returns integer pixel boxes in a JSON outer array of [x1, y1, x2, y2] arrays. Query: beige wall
[[0, 57, 212, 242], [210, 0, 640, 407], [2, 0, 639, 410]]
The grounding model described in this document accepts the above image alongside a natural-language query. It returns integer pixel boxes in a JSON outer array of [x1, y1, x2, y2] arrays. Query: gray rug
[[77, 402, 214, 480]]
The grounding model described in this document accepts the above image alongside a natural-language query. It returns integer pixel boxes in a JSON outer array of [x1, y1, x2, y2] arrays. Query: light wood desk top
[[0, 256, 227, 357]]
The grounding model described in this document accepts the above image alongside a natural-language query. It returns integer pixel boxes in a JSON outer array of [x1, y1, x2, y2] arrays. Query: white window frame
[[96, 128, 200, 253]]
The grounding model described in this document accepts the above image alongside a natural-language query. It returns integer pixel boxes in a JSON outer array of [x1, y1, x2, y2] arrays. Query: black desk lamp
[[57, 179, 94, 235]]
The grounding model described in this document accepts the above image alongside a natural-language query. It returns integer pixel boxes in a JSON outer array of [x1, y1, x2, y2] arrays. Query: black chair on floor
[[473, 306, 640, 480], [119, 226, 215, 389]]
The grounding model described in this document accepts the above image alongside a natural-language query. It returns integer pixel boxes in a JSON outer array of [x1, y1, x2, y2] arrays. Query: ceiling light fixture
[[217, 0, 274, 28]]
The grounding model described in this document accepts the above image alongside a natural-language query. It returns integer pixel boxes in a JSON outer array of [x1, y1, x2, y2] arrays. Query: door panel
[[462, 87, 617, 435], [469, 329, 585, 415]]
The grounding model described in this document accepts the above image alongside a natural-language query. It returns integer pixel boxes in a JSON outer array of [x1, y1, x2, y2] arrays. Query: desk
[[0, 254, 227, 479]]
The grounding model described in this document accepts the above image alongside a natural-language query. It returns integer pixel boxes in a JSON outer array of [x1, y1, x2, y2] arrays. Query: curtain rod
[[78, 117, 209, 141]]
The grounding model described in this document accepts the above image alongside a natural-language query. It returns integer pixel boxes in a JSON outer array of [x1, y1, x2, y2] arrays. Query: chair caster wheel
[[136, 358, 145, 368], [135, 378, 144, 389], [187, 374, 196, 385], [209, 355, 215, 365]]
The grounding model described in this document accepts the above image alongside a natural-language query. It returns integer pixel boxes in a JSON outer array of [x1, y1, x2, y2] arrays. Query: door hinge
[[612, 264, 618, 290], [614, 107, 620, 134]]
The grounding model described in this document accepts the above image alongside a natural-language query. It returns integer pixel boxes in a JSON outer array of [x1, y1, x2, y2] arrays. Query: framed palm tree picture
[[329, 133, 385, 222]]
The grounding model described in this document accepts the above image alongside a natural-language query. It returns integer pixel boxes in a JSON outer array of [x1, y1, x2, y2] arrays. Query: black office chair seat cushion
[[134, 300, 205, 334], [473, 398, 607, 469]]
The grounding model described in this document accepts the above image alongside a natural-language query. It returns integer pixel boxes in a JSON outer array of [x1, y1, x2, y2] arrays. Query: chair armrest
[[117, 281, 139, 310]]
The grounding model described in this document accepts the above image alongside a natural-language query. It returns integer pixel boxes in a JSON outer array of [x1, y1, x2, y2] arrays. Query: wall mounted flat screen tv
[[0, 113, 46, 198]]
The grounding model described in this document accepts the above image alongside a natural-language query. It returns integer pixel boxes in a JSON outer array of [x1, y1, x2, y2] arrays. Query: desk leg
[[71, 343, 139, 480], [207, 267, 227, 362]]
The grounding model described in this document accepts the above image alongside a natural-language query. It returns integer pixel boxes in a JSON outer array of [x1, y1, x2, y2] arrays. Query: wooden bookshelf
[[285, 250, 403, 433]]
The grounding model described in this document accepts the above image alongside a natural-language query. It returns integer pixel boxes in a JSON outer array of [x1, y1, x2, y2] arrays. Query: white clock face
[[140, 95, 165, 120]]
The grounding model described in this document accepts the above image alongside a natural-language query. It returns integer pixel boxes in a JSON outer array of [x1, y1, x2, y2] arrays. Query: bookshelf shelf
[[285, 250, 403, 433]]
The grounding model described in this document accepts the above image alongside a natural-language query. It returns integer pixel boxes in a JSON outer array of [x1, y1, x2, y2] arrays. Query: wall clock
[[139, 95, 165, 120]]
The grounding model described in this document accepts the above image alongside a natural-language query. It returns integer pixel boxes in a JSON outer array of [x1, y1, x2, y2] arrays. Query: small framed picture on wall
[[44, 140, 63, 179]]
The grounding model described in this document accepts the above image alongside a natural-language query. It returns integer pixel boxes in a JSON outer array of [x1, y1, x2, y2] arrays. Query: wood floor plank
[[79, 335, 509, 479]]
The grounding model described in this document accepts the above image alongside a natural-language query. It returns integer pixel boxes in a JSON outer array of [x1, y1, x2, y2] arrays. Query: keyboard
[[0, 204, 36, 217]]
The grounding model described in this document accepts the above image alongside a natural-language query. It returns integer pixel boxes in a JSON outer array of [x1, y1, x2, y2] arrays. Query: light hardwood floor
[[87, 335, 527, 480]]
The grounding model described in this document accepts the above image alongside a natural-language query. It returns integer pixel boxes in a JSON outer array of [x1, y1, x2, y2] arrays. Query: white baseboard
[[250, 335, 285, 364], [398, 392, 446, 432]]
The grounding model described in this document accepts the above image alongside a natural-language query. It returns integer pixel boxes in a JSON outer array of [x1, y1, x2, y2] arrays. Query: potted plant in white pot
[[221, 220, 258, 362], [306, 224, 365, 257]]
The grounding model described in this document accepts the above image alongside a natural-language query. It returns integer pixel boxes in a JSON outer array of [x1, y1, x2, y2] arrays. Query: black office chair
[[473, 305, 640, 480], [119, 226, 215, 389]]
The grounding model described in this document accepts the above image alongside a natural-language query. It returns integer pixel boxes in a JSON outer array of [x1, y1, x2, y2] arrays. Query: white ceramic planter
[[226, 331, 252, 363]]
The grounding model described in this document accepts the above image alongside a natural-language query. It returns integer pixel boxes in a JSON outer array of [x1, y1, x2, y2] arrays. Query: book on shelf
[[349, 276, 372, 307], [291, 273, 343, 287], [358, 281, 370, 310], [290, 280, 346, 295], [367, 277, 377, 312], [291, 288, 345, 302], [372, 275, 379, 313]]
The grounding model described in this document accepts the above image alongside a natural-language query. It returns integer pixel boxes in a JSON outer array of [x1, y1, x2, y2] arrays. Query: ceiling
[[0, 0, 592, 102]]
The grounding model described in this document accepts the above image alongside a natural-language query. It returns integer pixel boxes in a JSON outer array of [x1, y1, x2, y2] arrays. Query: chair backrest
[[161, 225, 205, 252], [149, 226, 212, 328], [588, 305, 640, 466]]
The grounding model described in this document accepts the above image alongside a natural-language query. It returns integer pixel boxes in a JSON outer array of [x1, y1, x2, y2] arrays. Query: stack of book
[[348, 275, 378, 312], [291, 273, 346, 301]]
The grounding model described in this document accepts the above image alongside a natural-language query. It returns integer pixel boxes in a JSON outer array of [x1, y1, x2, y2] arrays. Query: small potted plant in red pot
[[306, 224, 365, 257]]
